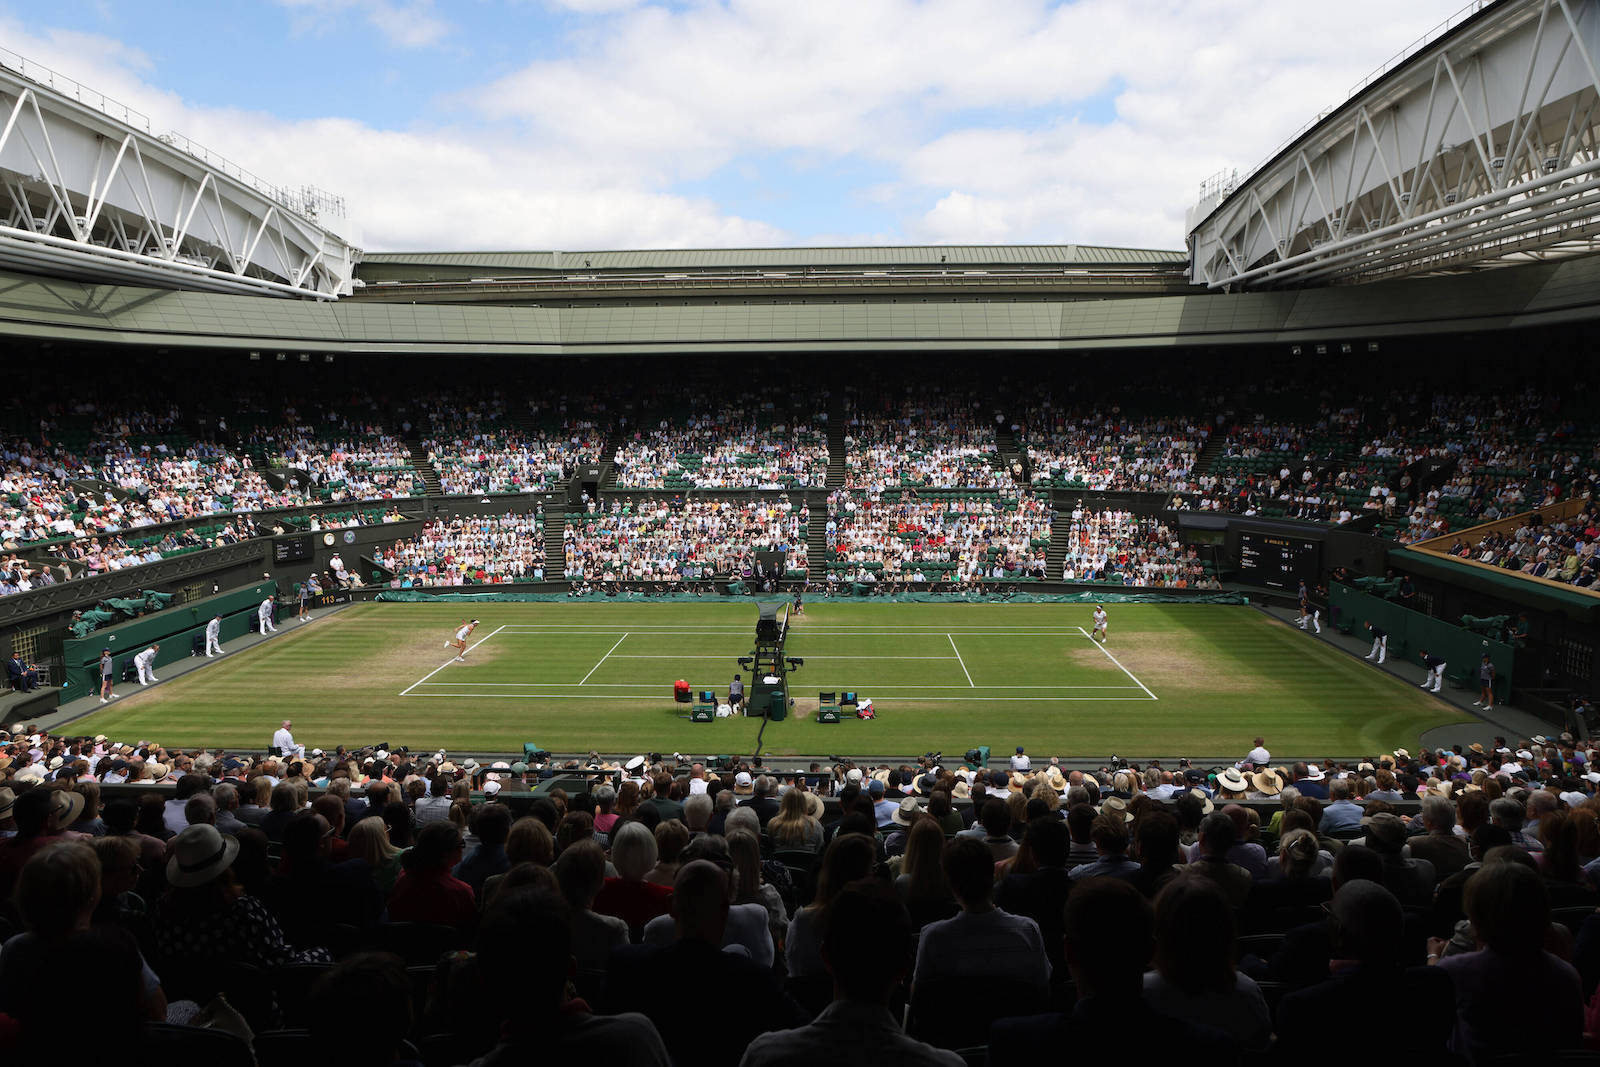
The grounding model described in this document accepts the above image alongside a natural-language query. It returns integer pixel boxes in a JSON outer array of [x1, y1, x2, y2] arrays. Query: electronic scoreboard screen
[[274, 536, 311, 564], [1238, 531, 1321, 590]]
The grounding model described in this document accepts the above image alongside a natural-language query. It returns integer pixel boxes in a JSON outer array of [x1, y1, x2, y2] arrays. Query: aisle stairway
[[543, 510, 566, 579], [806, 489, 830, 581], [405, 442, 443, 496], [1191, 420, 1227, 477], [995, 422, 1030, 485], [1045, 495, 1072, 580], [825, 399, 846, 489]]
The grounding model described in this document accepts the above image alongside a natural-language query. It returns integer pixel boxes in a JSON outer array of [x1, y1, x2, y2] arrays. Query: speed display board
[[1238, 531, 1321, 590]]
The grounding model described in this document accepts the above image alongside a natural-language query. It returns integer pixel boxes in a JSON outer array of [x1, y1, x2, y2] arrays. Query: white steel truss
[[0, 52, 359, 298], [1187, 0, 1600, 289]]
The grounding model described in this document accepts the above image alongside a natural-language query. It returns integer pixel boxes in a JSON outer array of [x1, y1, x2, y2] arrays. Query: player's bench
[[0, 686, 62, 729]]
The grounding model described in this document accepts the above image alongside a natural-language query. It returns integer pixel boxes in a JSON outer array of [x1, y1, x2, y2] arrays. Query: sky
[[0, 0, 1472, 252]]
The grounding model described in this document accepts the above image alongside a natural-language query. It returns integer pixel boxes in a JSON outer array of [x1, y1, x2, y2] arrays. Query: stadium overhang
[[0, 250, 1598, 355], [1188, 0, 1600, 290]]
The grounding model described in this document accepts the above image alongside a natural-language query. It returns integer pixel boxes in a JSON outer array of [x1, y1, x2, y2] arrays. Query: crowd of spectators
[[422, 391, 610, 496], [1015, 401, 1210, 493], [613, 390, 828, 490], [563, 498, 808, 581], [0, 725, 1597, 1059], [1058, 506, 1212, 587], [825, 492, 1049, 582], [375, 513, 547, 587], [843, 389, 1009, 491], [1443, 504, 1600, 588]]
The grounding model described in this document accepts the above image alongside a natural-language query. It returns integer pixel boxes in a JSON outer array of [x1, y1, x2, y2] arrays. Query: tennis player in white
[[1092, 605, 1109, 643], [258, 596, 277, 633], [447, 619, 480, 662]]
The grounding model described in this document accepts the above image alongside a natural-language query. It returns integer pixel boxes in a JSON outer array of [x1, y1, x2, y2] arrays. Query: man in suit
[[5, 652, 38, 692], [739, 775, 781, 827]]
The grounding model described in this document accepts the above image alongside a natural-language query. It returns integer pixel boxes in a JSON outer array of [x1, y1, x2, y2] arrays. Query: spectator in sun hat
[[1292, 762, 1329, 799]]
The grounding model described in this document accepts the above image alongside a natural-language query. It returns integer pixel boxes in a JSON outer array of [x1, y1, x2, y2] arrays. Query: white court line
[[398, 624, 506, 696], [605, 654, 958, 660], [578, 633, 631, 685], [403, 692, 1157, 702], [491, 628, 1099, 635], [947, 633, 975, 687], [1076, 626, 1158, 700], [414, 681, 1141, 690]]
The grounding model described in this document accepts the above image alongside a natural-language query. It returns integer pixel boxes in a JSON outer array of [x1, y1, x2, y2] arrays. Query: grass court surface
[[70, 601, 1471, 758]]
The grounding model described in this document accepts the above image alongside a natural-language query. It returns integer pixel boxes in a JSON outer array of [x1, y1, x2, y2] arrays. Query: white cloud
[[0, 1, 1475, 251], [275, 0, 452, 49]]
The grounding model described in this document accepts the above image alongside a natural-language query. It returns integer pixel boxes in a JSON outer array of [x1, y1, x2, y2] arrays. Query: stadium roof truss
[[1188, 0, 1600, 289], [0, 53, 359, 299]]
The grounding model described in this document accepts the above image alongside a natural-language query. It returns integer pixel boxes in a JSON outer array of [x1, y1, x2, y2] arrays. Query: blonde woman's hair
[[348, 815, 401, 868]]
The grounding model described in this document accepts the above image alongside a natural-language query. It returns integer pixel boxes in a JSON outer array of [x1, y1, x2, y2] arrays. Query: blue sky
[[0, 0, 1471, 251]]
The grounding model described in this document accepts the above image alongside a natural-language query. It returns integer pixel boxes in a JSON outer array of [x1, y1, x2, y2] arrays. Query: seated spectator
[[482, 817, 554, 908], [554, 840, 628, 973], [0, 788, 73, 897], [0, 841, 165, 1021], [152, 823, 330, 970], [1180, 811, 1253, 908], [894, 819, 959, 932], [790, 833, 880, 978], [645, 819, 688, 887], [638, 836, 776, 967], [454, 802, 513, 897], [728, 827, 787, 947], [997, 817, 1074, 974], [1069, 812, 1139, 882], [1318, 777, 1365, 834], [347, 815, 404, 897], [467, 887, 671, 1063], [913, 837, 1050, 988], [1406, 794, 1471, 879], [264, 809, 383, 942], [1363, 811, 1437, 907], [1277, 881, 1454, 1052], [988, 878, 1237, 1058], [1433, 860, 1582, 1061], [767, 787, 824, 852], [741, 882, 965, 1066], [1142, 878, 1271, 1049], [592, 821, 673, 930], [1128, 808, 1184, 899], [608, 859, 803, 1067], [388, 821, 477, 931], [308, 952, 420, 1066]]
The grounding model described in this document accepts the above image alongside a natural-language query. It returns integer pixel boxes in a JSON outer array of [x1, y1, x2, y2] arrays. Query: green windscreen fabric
[[1330, 584, 1513, 694]]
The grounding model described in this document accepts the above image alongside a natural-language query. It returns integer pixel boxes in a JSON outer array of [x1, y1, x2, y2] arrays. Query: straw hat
[[1100, 796, 1132, 823], [951, 780, 971, 800], [0, 788, 12, 820], [1216, 767, 1249, 793], [1251, 769, 1282, 796], [870, 768, 891, 785], [802, 791, 824, 819], [49, 790, 86, 828], [1188, 787, 1215, 814], [1043, 766, 1068, 792], [891, 797, 921, 827], [166, 824, 240, 888], [1008, 771, 1030, 793]]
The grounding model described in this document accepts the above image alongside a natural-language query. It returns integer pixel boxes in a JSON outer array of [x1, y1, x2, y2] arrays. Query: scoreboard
[[1238, 531, 1321, 590], [274, 536, 311, 564]]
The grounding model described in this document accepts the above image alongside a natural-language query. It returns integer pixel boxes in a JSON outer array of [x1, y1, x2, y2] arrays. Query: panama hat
[[1009, 771, 1031, 793], [1100, 796, 1133, 823], [0, 788, 12, 819], [1216, 767, 1249, 792], [49, 789, 85, 828], [1303, 764, 1326, 781], [870, 768, 891, 785], [802, 791, 825, 819], [1188, 788, 1215, 814], [1251, 769, 1282, 796], [166, 824, 240, 888], [1043, 766, 1068, 792], [891, 797, 921, 827], [951, 780, 971, 800], [912, 773, 938, 796]]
